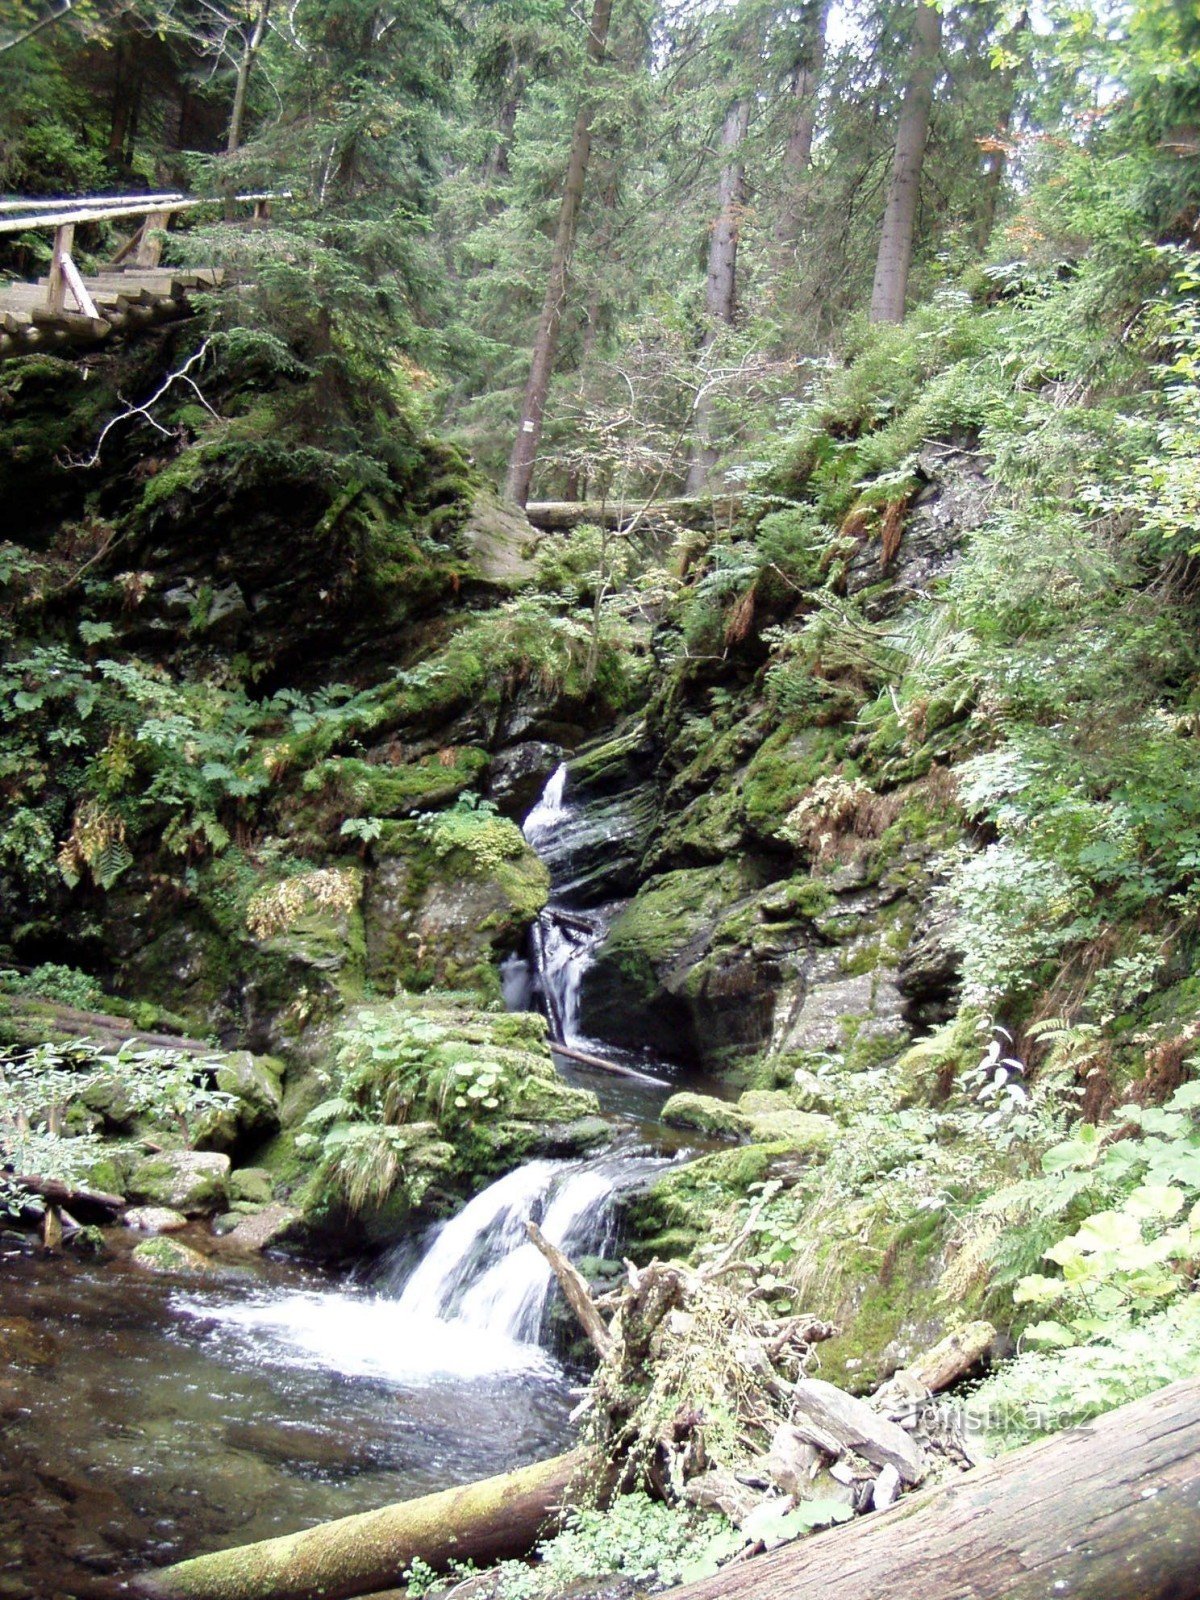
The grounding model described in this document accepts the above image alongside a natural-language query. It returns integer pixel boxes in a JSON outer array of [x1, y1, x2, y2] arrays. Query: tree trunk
[[663, 1375, 1200, 1600], [868, 0, 941, 324], [775, 0, 828, 245], [685, 97, 750, 495], [505, 0, 615, 508], [975, 12, 1027, 252], [227, 0, 271, 156], [131, 1449, 597, 1600]]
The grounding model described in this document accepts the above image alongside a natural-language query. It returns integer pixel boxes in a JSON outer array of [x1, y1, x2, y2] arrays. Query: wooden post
[[47, 223, 73, 311], [253, 197, 271, 223], [133, 209, 171, 268]]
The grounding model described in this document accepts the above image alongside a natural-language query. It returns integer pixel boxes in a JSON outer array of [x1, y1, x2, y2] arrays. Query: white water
[[518, 764, 608, 1046], [182, 1156, 640, 1385]]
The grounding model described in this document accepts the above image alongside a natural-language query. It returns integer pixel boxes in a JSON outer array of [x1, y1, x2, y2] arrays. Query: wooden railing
[[0, 190, 288, 317]]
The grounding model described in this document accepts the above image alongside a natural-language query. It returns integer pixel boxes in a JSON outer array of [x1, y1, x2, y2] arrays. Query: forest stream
[[0, 767, 714, 1600]]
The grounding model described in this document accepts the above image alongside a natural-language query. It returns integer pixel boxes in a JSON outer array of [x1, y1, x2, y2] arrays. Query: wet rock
[[363, 824, 549, 992], [219, 1204, 303, 1253], [897, 905, 963, 1026], [487, 741, 564, 817], [127, 1150, 230, 1215], [845, 445, 991, 620], [131, 1235, 213, 1274], [123, 1205, 188, 1233]]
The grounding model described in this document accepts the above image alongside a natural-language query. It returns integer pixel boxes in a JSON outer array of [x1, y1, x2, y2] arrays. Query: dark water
[[0, 1238, 576, 1600]]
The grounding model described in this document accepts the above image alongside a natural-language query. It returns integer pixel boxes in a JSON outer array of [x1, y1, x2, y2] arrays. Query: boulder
[[661, 1092, 748, 1139], [127, 1150, 230, 1215], [736, 1091, 836, 1152], [215, 1053, 285, 1136], [229, 1167, 274, 1206], [123, 1206, 188, 1233], [488, 741, 564, 818], [131, 1236, 214, 1275], [221, 1203, 303, 1254]]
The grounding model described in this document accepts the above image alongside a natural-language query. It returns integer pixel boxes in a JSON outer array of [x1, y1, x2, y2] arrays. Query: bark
[[868, 0, 941, 325], [975, 13, 1027, 252], [505, 0, 615, 508], [131, 1449, 598, 1600], [774, 0, 828, 245], [686, 97, 750, 495], [527, 1220, 613, 1358], [227, 0, 271, 156], [663, 1374, 1200, 1600]]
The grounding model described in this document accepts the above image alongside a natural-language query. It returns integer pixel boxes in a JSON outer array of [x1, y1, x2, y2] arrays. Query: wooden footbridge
[[0, 190, 282, 359]]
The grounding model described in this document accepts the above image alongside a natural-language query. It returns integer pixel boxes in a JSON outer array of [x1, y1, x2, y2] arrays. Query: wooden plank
[[662, 1374, 1200, 1600], [30, 307, 110, 339], [46, 223, 72, 312], [60, 251, 100, 318]]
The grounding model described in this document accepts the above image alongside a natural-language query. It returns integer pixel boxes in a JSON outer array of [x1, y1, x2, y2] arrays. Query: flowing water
[[0, 762, 710, 1598]]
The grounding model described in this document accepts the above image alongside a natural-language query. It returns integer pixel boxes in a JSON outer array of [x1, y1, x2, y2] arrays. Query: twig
[[66, 339, 218, 470]]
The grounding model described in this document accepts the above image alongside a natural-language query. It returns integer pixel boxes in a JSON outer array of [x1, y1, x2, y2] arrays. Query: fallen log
[[3, 996, 215, 1056], [528, 1220, 613, 1358], [549, 1040, 666, 1084], [524, 496, 740, 533], [661, 1374, 1200, 1600], [11, 1172, 126, 1212], [131, 1448, 597, 1600]]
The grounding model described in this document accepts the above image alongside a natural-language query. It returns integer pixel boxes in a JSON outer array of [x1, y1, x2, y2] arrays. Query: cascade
[[507, 763, 608, 1047]]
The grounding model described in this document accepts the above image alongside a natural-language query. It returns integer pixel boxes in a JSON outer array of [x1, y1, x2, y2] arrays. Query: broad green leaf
[[1023, 1320, 1078, 1349], [1124, 1184, 1184, 1221]]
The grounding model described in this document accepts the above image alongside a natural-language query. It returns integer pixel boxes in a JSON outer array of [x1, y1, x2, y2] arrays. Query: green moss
[[626, 1142, 794, 1262], [660, 1092, 748, 1139], [300, 747, 490, 826], [742, 726, 842, 845]]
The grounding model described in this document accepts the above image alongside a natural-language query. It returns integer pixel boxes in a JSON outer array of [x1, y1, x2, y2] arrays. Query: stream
[[0, 763, 710, 1599]]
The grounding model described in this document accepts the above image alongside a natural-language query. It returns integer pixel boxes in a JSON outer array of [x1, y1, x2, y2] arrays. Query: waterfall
[[387, 1157, 624, 1344], [517, 764, 608, 1047], [192, 1155, 648, 1383]]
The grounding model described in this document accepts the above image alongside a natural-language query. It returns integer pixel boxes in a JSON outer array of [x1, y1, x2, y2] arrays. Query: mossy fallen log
[[131, 1448, 596, 1600], [660, 1374, 1200, 1600]]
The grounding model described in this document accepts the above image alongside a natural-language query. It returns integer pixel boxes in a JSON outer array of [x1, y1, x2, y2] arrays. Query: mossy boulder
[[661, 1092, 748, 1139], [625, 1143, 795, 1261], [127, 1150, 230, 1215], [735, 1091, 837, 1151], [131, 1236, 214, 1275], [364, 820, 549, 995], [229, 1166, 274, 1206], [215, 1051, 285, 1136], [123, 1206, 188, 1233]]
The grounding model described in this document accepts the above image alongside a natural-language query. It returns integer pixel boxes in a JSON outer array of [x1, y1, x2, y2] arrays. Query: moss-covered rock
[[364, 820, 548, 995], [661, 1092, 748, 1139], [127, 1150, 230, 1215], [229, 1166, 275, 1206], [735, 1091, 837, 1151], [131, 1236, 214, 1275], [215, 1052, 285, 1135]]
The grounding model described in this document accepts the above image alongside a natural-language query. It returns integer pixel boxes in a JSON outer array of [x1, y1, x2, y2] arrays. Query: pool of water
[[0, 1237, 577, 1600]]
